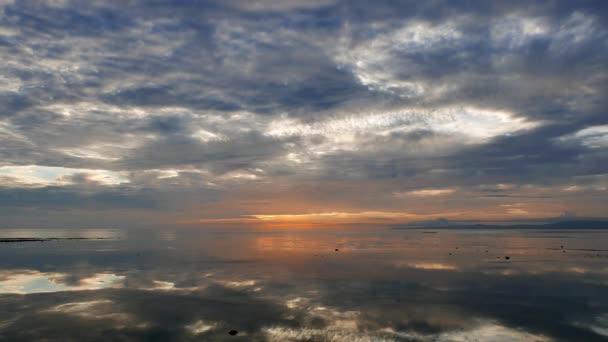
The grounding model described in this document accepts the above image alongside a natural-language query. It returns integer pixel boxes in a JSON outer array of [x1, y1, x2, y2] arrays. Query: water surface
[[1, 229, 607, 341]]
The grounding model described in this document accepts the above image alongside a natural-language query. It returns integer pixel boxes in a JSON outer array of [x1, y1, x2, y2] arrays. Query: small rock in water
[[229, 330, 238, 336], [505, 256, 510, 260]]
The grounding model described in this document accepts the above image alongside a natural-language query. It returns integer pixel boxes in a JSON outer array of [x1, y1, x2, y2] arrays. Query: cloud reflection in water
[[0, 271, 124, 294], [0, 229, 607, 341]]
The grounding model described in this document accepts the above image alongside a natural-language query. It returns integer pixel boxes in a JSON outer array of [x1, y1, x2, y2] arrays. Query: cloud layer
[[1, 0, 607, 227]]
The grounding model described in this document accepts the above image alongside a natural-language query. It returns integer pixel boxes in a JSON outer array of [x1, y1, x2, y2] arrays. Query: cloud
[[395, 189, 456, 197], [557, 125, 608, 148], [0, 165, 127, 186], [398, 263, 458, 271], [0, 0, 606, 224], [0, 270, 124, 294], [506, 208, 529, 215]]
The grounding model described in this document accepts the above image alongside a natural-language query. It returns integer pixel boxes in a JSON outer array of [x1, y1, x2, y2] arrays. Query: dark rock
[[505, 256, 510, 260], [229, 330, 238, 336]]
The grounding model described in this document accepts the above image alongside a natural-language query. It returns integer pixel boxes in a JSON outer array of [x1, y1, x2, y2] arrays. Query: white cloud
[[395, 188, 455, 197], [558, 125, 608, 148], [491, 16, 550, 49], [506, 208, 529, 215], [334, 19, 465, 97], [267, 106, 538, 160], [0, 165, 128, 186]]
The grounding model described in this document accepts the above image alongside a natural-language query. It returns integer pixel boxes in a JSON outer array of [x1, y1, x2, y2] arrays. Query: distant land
[[392, 220, 608, 230], [0, 237, 108, 243]]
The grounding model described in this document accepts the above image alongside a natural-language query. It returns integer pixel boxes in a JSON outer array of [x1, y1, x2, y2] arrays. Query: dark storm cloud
[[0, 0, 607, 221]]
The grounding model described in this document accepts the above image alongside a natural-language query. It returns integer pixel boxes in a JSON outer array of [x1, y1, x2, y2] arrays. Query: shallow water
[[0, 229, 607, 341]]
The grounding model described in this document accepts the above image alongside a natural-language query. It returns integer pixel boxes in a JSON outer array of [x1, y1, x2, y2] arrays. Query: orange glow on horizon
[[175, 207, 568, 229]]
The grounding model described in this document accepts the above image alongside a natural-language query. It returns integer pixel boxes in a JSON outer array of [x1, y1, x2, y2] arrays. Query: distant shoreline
[[0, 237, 108, 243], [392, 220, 608, 230]]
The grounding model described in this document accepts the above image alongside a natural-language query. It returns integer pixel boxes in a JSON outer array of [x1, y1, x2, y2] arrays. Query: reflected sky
[[1, 229, 607, 341], [0, 271, 123, 294]]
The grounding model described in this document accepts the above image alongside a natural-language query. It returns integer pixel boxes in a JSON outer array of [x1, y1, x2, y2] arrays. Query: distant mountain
[[392, 220, 608, 230]]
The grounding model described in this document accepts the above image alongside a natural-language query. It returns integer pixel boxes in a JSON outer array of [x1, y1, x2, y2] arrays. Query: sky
[[0, 0, 607, 229]]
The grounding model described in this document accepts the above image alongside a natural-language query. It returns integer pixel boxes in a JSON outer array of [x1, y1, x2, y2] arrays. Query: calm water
[[0, 229, 607, 341]]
